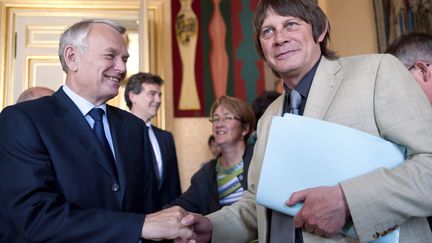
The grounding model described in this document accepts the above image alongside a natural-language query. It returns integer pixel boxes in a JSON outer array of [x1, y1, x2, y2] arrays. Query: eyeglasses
[[209, 115, 243, 123], [408, 63, 430, 71]]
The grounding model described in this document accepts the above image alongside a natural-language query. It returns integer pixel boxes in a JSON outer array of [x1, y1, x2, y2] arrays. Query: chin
[[105, 91, 119, 100]]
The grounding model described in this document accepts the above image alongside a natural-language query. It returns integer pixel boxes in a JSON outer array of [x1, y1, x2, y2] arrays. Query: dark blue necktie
[[88, 108, 117, 178]]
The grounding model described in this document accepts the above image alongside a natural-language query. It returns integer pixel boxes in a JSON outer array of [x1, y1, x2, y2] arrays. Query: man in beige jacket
[[180, 0, 432, 242]]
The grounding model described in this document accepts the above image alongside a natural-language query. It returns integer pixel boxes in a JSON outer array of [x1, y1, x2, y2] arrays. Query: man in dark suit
[[0, 19, 192, 242], [125, 72, 182, 210]]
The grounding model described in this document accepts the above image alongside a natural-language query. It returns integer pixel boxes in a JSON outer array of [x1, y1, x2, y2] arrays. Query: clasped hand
[[141, 206, 212, 243], [174, 213, 213, 243], [286, 185, 351, 237], [141, 206, 194, 241]]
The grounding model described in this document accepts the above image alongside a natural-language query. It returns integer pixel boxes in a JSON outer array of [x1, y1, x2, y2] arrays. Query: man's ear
[[64, 46, 79, 72], [318, 20, 329, 43], [128, 92, 136, 105], [417, 62, 430, 83]]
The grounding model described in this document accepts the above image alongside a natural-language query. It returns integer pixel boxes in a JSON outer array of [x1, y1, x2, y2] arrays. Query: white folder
[[256, 114, 404, 242]]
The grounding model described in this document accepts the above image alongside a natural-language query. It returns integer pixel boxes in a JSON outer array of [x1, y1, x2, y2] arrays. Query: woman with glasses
[[169, 95, 256, 214]]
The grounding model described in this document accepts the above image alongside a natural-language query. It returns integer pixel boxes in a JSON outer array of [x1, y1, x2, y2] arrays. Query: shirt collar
[[62, 84, 106, 116]]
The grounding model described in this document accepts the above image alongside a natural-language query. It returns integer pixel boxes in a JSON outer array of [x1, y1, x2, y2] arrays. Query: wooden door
[[1, 1, 140, 108]]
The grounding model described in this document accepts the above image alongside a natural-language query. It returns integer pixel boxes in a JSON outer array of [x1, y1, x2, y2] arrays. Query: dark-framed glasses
[[209, 115, 243, 123], [408, 63, 430, 71]]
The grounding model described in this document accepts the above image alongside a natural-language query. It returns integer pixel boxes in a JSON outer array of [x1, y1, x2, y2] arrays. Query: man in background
[[16, 86, 54, 103], [249, 90, 281, 144], [181, 0, 432, 242], [385, 32, 432, 103], [125, 72, 182, 210], [0, 19, 192, 242]]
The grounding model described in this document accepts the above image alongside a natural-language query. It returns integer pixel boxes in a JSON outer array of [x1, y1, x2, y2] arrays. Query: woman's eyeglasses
[[209, 115, 243, 123]]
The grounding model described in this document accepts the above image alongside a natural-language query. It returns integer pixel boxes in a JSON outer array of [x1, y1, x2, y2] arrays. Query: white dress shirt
[[146, 123, 163, 179]]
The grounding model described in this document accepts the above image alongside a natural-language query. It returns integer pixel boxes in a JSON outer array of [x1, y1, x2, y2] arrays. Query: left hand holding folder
[[287, 185, 350, 237]]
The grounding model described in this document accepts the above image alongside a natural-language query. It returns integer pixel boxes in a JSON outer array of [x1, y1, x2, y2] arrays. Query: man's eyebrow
[[103, 47, 116, 53], [260, 23, 273, 29], [103, 47, 129, 58], [103, 47, 125, 54]]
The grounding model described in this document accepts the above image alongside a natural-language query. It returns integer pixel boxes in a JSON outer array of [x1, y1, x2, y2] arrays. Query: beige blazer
[[208, 54, 432, 243]]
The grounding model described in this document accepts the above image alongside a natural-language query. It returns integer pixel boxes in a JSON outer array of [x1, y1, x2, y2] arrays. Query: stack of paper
[[256, 114, 405, 242]]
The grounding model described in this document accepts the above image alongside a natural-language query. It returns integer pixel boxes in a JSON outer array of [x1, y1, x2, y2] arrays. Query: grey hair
[[58, 19, 126, 72], [385, 32, 432, 68]]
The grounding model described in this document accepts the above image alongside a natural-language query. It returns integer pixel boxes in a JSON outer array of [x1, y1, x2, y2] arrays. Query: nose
[[213, 122, 224, 130], [154, 94, 161, 103], [115, 58, 127, 74], [274, 28, 289, 45]]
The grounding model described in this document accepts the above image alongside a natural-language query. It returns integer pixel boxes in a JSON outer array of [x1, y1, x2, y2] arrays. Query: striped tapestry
[[172, 0, 266, 117]]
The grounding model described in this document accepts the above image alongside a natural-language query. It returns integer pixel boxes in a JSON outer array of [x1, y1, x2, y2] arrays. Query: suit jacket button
[[112, 183, 120, 192]]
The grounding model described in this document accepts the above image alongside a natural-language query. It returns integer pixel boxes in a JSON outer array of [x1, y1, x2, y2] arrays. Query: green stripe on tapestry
[[201, 0, 213, 116], [237, 0, 260, 103], [221, 0, 234, 98]]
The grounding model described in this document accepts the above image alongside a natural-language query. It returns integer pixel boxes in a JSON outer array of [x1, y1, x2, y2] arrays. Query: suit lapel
[[304, 57, 342, 119], [106, 107, 128, 202], [52, 89, 117, 179], [152, 126, 166, 184]]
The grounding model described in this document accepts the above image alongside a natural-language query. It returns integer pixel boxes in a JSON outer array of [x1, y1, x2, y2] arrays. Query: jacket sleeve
[[169, 162, 214, 214], [340, 54, 432, 242], [164, 132, 182, 201]]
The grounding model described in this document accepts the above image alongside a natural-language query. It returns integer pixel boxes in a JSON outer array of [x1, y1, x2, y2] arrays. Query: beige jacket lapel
[[304, 57, 342, 120]]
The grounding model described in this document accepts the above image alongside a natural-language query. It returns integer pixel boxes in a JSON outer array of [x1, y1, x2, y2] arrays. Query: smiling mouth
[[275, 50, 296, 59], [106, 75, 121, 83]]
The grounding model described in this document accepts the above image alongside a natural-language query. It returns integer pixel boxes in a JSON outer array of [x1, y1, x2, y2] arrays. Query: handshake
[[141, 206, 212, 242]]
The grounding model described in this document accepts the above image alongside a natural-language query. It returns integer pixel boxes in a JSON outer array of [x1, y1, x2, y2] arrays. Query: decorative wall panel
[[171, 0, 266, 117]]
